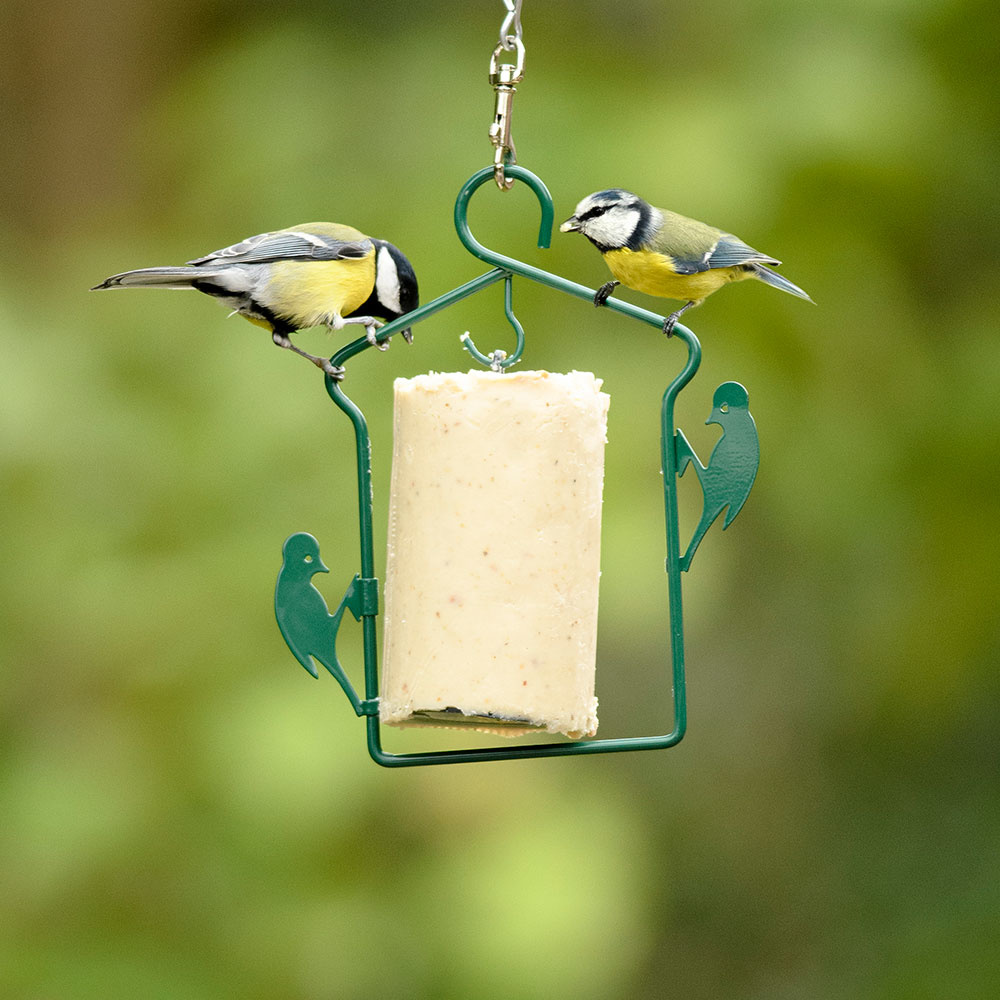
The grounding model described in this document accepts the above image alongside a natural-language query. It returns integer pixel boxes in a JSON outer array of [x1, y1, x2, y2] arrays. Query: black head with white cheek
[[352, 240, 420, 342], [560, 189, 660, 252]]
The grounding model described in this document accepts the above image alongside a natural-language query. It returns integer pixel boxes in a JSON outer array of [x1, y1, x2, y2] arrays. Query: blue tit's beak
[[559, 217, 580, 233]]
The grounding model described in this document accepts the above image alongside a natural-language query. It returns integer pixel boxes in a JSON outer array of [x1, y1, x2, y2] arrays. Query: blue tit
[[92, 222, 418, 378], [560, 190, 811, 336]]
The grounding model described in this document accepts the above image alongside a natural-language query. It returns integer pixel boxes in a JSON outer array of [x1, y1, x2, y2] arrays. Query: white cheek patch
[[375, 245, 402, 314], [586, 207, 641, 248]]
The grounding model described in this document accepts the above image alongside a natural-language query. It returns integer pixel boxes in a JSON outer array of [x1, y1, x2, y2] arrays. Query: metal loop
[[489, 37, 525, 83]]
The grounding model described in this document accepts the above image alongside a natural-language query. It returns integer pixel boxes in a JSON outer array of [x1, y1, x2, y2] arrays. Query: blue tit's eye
[[578, 205, 607, 222], [720, 403, 729, 413], [305, 554, 313, 563]]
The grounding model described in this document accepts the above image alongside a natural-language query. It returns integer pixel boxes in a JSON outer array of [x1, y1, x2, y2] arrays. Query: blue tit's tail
[[749, 264, 813, 303]]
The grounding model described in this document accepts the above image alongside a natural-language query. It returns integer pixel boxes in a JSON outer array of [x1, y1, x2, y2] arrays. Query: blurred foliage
[[2, 0, 999, 997]]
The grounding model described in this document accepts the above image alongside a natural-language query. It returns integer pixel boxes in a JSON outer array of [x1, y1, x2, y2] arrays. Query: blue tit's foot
[[594, 280, 619, 307], [324, 363, 346, 381], [663, 301, 695, 338]]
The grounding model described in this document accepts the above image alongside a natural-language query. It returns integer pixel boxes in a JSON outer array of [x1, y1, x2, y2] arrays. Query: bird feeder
[[274, 165, 760, 766]]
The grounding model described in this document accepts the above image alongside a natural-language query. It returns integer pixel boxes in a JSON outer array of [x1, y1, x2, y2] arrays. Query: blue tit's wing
[[188, 230, 373, 266], [670, 234, 781, 275], [704, 235, 780, 269]]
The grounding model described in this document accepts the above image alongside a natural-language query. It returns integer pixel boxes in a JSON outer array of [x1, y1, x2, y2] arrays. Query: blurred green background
[[2, 0, 999, 996]]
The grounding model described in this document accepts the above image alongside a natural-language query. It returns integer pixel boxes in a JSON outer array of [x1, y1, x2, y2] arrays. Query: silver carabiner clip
[[488, 38, 525, 191]]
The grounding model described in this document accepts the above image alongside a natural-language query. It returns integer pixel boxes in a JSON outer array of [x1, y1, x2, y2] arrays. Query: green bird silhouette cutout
[[275, 532, 366, 712], [675, 382, 759, 571]]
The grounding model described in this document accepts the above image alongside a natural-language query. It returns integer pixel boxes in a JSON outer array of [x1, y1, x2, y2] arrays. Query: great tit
[[560, 190, 811, 336], [92, 222, 418, 377]]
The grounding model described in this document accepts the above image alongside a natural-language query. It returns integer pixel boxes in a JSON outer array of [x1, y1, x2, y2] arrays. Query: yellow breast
[[603, 248, 747, 304], [266, 251, 376, 329]]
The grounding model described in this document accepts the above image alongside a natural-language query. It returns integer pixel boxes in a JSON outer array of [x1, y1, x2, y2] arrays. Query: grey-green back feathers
[[185, 226, 372, 266]]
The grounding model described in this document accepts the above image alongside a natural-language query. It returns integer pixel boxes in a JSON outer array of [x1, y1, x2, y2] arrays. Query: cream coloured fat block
[[380, 370, 609, 739]]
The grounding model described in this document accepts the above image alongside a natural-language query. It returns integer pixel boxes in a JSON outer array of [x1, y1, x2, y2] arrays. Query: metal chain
[[488, 0, 525, 190], [498, 0, 523, 49]]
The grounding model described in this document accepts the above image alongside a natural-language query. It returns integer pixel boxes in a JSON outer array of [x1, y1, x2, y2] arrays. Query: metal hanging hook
[[454, 164, 553, 268], [460, 273, 525, 371], [454, 164, 548, 370]]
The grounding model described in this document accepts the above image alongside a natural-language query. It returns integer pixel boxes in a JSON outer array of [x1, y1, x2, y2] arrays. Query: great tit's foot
[[331, 314, 385, 348], [272, 331, 342, 372], [594, 280, 620, 307], [401, 328, 414, 345], [366, 325, 390, 351]]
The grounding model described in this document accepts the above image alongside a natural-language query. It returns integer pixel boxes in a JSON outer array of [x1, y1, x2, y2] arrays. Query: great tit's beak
[[559, 216, 580, 233]]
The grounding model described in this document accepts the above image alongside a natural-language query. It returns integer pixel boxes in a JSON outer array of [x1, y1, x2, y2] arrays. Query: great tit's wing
[[188, 230, 373, 266], [670, 234, 781, 275]]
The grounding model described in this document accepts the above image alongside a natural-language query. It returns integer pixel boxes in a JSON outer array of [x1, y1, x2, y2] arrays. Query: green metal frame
[[274, 165, 758, 766]]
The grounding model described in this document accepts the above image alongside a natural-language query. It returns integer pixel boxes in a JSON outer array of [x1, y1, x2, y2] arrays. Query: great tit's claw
[[367, 326, 390, 351]]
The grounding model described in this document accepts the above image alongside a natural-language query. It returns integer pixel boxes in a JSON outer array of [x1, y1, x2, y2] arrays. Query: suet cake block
[[380, 369, 608, 739]]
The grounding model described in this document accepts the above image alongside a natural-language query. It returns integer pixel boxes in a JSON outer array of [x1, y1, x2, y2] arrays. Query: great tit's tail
[[91, 266, 220, 291], [749, 264, 813, 303]]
